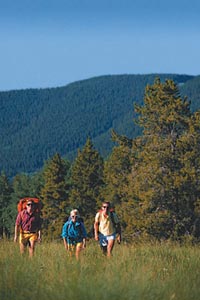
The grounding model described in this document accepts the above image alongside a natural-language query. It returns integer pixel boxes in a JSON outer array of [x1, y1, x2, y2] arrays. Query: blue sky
[[0, 0, 200, 91]]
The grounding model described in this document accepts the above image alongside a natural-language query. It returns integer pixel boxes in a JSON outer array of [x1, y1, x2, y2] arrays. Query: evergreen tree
[[129, 78, 198, 240], [28, 171, 44, 198], [0, 172, 13, 238], [176, 110, 200, 239], [12, 173, 33, 200], [101, 130, 133, 235], [69, 138, 104, 228], [40, 153, 70, 240]]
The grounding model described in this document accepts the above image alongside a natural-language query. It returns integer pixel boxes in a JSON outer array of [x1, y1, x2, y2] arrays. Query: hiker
[[94, 201, 121, 257], [61, 209, 87, 260], [14, 199, 42, 257]]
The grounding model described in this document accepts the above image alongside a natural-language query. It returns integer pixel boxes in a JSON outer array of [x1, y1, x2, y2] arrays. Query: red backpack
[[17, 197, 42, 213]]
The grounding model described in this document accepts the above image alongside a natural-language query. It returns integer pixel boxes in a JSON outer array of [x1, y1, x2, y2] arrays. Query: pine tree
[[176, 110, 200, 239], [129, 78, 198, 240], [69, 138, 104, 228], [40, 153, 70, 240], [100, 130, 133, 235], [0, 172, 13, 238], [12, 173, 33, 200]]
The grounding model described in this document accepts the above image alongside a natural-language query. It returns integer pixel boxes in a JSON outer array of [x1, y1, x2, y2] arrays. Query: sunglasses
[[102, 206, 109, 209], [27, 203, 34, 206], [71, 215, 77, 218]]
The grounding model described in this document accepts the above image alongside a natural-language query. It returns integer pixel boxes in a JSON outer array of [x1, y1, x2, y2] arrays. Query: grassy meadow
[[1, 239, 200, 300]]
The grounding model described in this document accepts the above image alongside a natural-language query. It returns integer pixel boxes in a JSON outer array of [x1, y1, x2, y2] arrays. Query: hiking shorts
[[99, 233, 116, 247], [20, 232, 38, 246], [67, 242, 83, 252]]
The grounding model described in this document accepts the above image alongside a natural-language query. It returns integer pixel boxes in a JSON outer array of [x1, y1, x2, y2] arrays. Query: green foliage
[[1, 76, 200, 242], [69, 138, 104, 228], [180, 75, 200, 111], [0, 74, 194, 177], [135, 78, 191, 136], [40, 153, 71, 240], [0, 172, 13, 238], [126, 78, 200, 240], [101, 131, 133, 230], [11, 173, 40, 200]]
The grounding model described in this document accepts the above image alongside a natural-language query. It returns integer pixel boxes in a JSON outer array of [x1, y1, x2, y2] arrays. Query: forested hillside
[[0, 73, 198, 177], [1, 77, 200, 242]]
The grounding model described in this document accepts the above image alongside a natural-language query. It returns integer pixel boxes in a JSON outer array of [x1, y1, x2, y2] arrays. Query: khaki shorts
[[20, 232, 38, 246]]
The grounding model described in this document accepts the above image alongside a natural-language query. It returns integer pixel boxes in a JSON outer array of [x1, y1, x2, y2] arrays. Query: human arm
[[37, 230, 42, 243], [94, 212, 101, 240], [94, 218, 99, 241], [116, 221, 121, 243], [14, 224, 20, 242], [82, 238, 86, 248], [116, 231, 122, 244], [61, 222, 69, 250], [80, 222, 87, 248], [36, 215, 42, 243], [63, 237, 68, 250], [14, 212, 22, 242]]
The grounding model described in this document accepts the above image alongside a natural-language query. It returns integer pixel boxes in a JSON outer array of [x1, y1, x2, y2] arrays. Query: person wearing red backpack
[[94, 201, 121, 257], [14, 199, 42, 257]]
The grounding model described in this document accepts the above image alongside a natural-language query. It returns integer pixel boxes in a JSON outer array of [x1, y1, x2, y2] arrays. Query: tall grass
[[1, 239, 200, 300]]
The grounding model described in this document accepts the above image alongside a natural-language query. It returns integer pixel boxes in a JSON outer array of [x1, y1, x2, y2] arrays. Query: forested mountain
[[0, 73, 199, 178]]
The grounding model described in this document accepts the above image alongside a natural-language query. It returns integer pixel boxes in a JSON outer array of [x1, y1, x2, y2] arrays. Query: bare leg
[[107, 239, 115, 257], [20, 242, 26, 255], [75, 244, 83, 260], [29, 240, 36, 258]]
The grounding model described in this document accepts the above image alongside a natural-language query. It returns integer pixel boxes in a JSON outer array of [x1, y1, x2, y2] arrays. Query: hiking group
[[14, 198, 121, 259]]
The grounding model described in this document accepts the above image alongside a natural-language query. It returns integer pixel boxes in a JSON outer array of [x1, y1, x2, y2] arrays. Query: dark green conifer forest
[[0, 74, 197, 178], [1, 75, 200, 242]]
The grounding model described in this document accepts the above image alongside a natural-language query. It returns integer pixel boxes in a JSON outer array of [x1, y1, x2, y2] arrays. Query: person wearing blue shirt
[[62, 209, 87, 260]]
